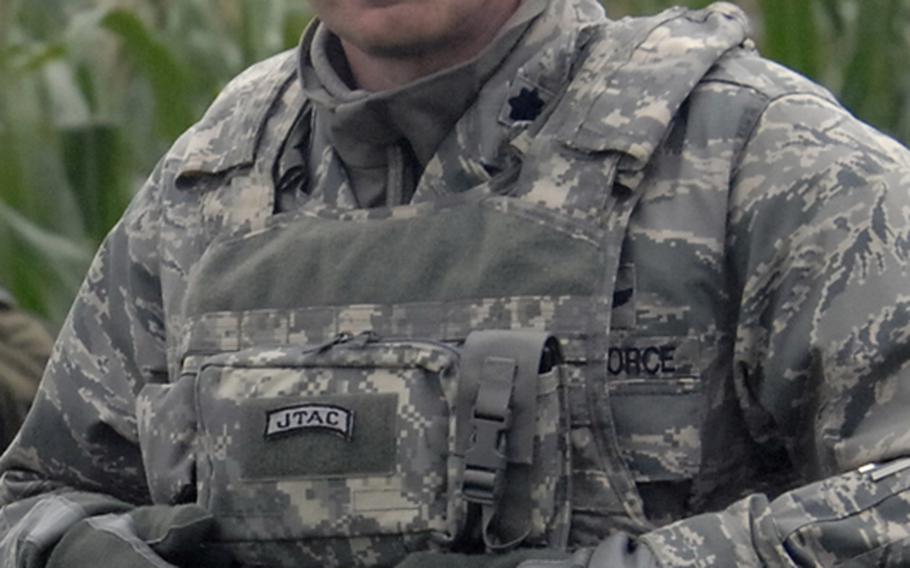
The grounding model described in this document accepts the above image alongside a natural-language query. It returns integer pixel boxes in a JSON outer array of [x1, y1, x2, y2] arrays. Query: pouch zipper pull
[[316, 331, 355, 353], [349, 330, 380, 348], [859, 457, 910, 482], [316, 330, 380, 353]]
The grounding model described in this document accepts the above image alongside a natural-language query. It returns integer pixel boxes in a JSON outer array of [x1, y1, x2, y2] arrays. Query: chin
[[355, 27, 453, 59]]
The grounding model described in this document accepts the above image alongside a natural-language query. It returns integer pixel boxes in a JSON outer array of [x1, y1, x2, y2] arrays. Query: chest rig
[[137, 7, 750, 567]]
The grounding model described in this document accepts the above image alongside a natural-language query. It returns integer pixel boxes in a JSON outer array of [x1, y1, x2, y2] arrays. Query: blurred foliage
[[1, 0, 909, 327], [0, 0, 311, 324]]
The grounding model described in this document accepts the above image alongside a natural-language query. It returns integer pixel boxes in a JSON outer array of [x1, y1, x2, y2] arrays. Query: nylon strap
[[456, 329, 563, 550]]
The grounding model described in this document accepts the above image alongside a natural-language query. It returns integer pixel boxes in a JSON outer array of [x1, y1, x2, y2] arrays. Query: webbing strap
[[456, 329, 563, 550], [463, 357, 516, 506]]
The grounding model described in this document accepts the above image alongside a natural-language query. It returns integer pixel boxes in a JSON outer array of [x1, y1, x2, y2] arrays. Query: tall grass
[[2, 0, 909, 327], [0, 0, 310, 324]]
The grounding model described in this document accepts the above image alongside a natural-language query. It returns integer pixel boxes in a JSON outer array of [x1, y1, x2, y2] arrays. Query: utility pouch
[[455, 330, 570, 551], [191, 329, 570, 567]]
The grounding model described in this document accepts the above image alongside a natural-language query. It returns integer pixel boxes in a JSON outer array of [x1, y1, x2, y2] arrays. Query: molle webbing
[[183, 203, 601, 317], [179, 298, 595, 365]]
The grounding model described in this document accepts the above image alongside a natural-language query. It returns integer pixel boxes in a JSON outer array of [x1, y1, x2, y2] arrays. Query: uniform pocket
[[609, 377, 704, 482]]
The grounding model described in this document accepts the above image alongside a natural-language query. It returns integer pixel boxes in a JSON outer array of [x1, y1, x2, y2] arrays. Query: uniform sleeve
[[0, 159, 169, 566], [638, 93, 910, 565]]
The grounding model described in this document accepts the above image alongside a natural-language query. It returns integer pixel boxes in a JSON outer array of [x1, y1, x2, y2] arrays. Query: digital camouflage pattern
[[191, 340, 460, 568], [3, 0, 910, 567], [170, 333, 568, 567], [0, 290, 52, 451]]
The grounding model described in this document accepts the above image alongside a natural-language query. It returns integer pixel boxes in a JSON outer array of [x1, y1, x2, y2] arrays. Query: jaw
[[328, 0, 521, 90]]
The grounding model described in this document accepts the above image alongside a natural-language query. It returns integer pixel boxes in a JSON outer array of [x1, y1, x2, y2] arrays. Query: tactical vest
[[136, 7, 753, 567]]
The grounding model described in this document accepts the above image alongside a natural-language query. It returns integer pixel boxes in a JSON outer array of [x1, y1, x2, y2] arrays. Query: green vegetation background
[[2, 0, 909, 327]]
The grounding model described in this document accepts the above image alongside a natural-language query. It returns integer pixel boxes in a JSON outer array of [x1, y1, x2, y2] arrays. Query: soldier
[[0, 288, 52, 452], [3, 0, 910, 567]]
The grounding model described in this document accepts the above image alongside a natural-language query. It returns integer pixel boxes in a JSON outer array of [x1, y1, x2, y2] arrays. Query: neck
[[341, 2, 520, 92]]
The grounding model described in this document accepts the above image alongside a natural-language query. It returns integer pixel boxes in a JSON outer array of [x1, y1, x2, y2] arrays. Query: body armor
[[136, 9, 750, 565]]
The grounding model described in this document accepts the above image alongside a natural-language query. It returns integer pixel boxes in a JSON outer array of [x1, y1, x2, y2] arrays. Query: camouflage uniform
[[4, 1, 910, 566], [0, 290, 52, 452]]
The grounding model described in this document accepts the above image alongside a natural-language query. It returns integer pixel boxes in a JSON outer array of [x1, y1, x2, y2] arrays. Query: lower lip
[[358, 0, 410, 6]]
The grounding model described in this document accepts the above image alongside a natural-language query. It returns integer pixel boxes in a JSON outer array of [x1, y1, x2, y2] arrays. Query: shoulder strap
[[175, 50, 301, 179], [173, 51, 309, 237], [521, 3, 751, 188]]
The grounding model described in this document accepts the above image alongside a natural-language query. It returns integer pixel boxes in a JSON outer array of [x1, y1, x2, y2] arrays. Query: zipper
[[321, 330, 460, 357], [859, 457, 910, 482], [315, 331, 357, 353], [193, 330, 460, 374]]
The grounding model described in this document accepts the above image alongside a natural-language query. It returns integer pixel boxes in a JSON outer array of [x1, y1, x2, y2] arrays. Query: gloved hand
[[395, 548, 571, 568], [46, 503, 231, 568], [396, 534, 657, 568], [517, 534, 658, 568]]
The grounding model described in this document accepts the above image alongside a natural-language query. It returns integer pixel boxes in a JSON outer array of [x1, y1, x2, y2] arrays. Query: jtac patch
[[241, 394, 397, 480], [265, 403, 354, 440]]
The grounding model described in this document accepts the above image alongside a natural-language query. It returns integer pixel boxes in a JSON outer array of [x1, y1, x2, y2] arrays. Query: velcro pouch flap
[[194, 340, 458, 568]]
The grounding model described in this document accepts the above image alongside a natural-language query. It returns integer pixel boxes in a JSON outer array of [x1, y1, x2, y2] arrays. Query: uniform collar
[[177, 0, 752, 195], [297, 0, 550, 172]]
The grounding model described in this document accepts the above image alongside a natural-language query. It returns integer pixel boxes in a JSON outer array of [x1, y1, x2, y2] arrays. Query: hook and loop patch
[[265, 403, 355, 441]]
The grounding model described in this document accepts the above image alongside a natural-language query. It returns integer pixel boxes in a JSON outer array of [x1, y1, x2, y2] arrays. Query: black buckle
[[463, 409, 511, 505]]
